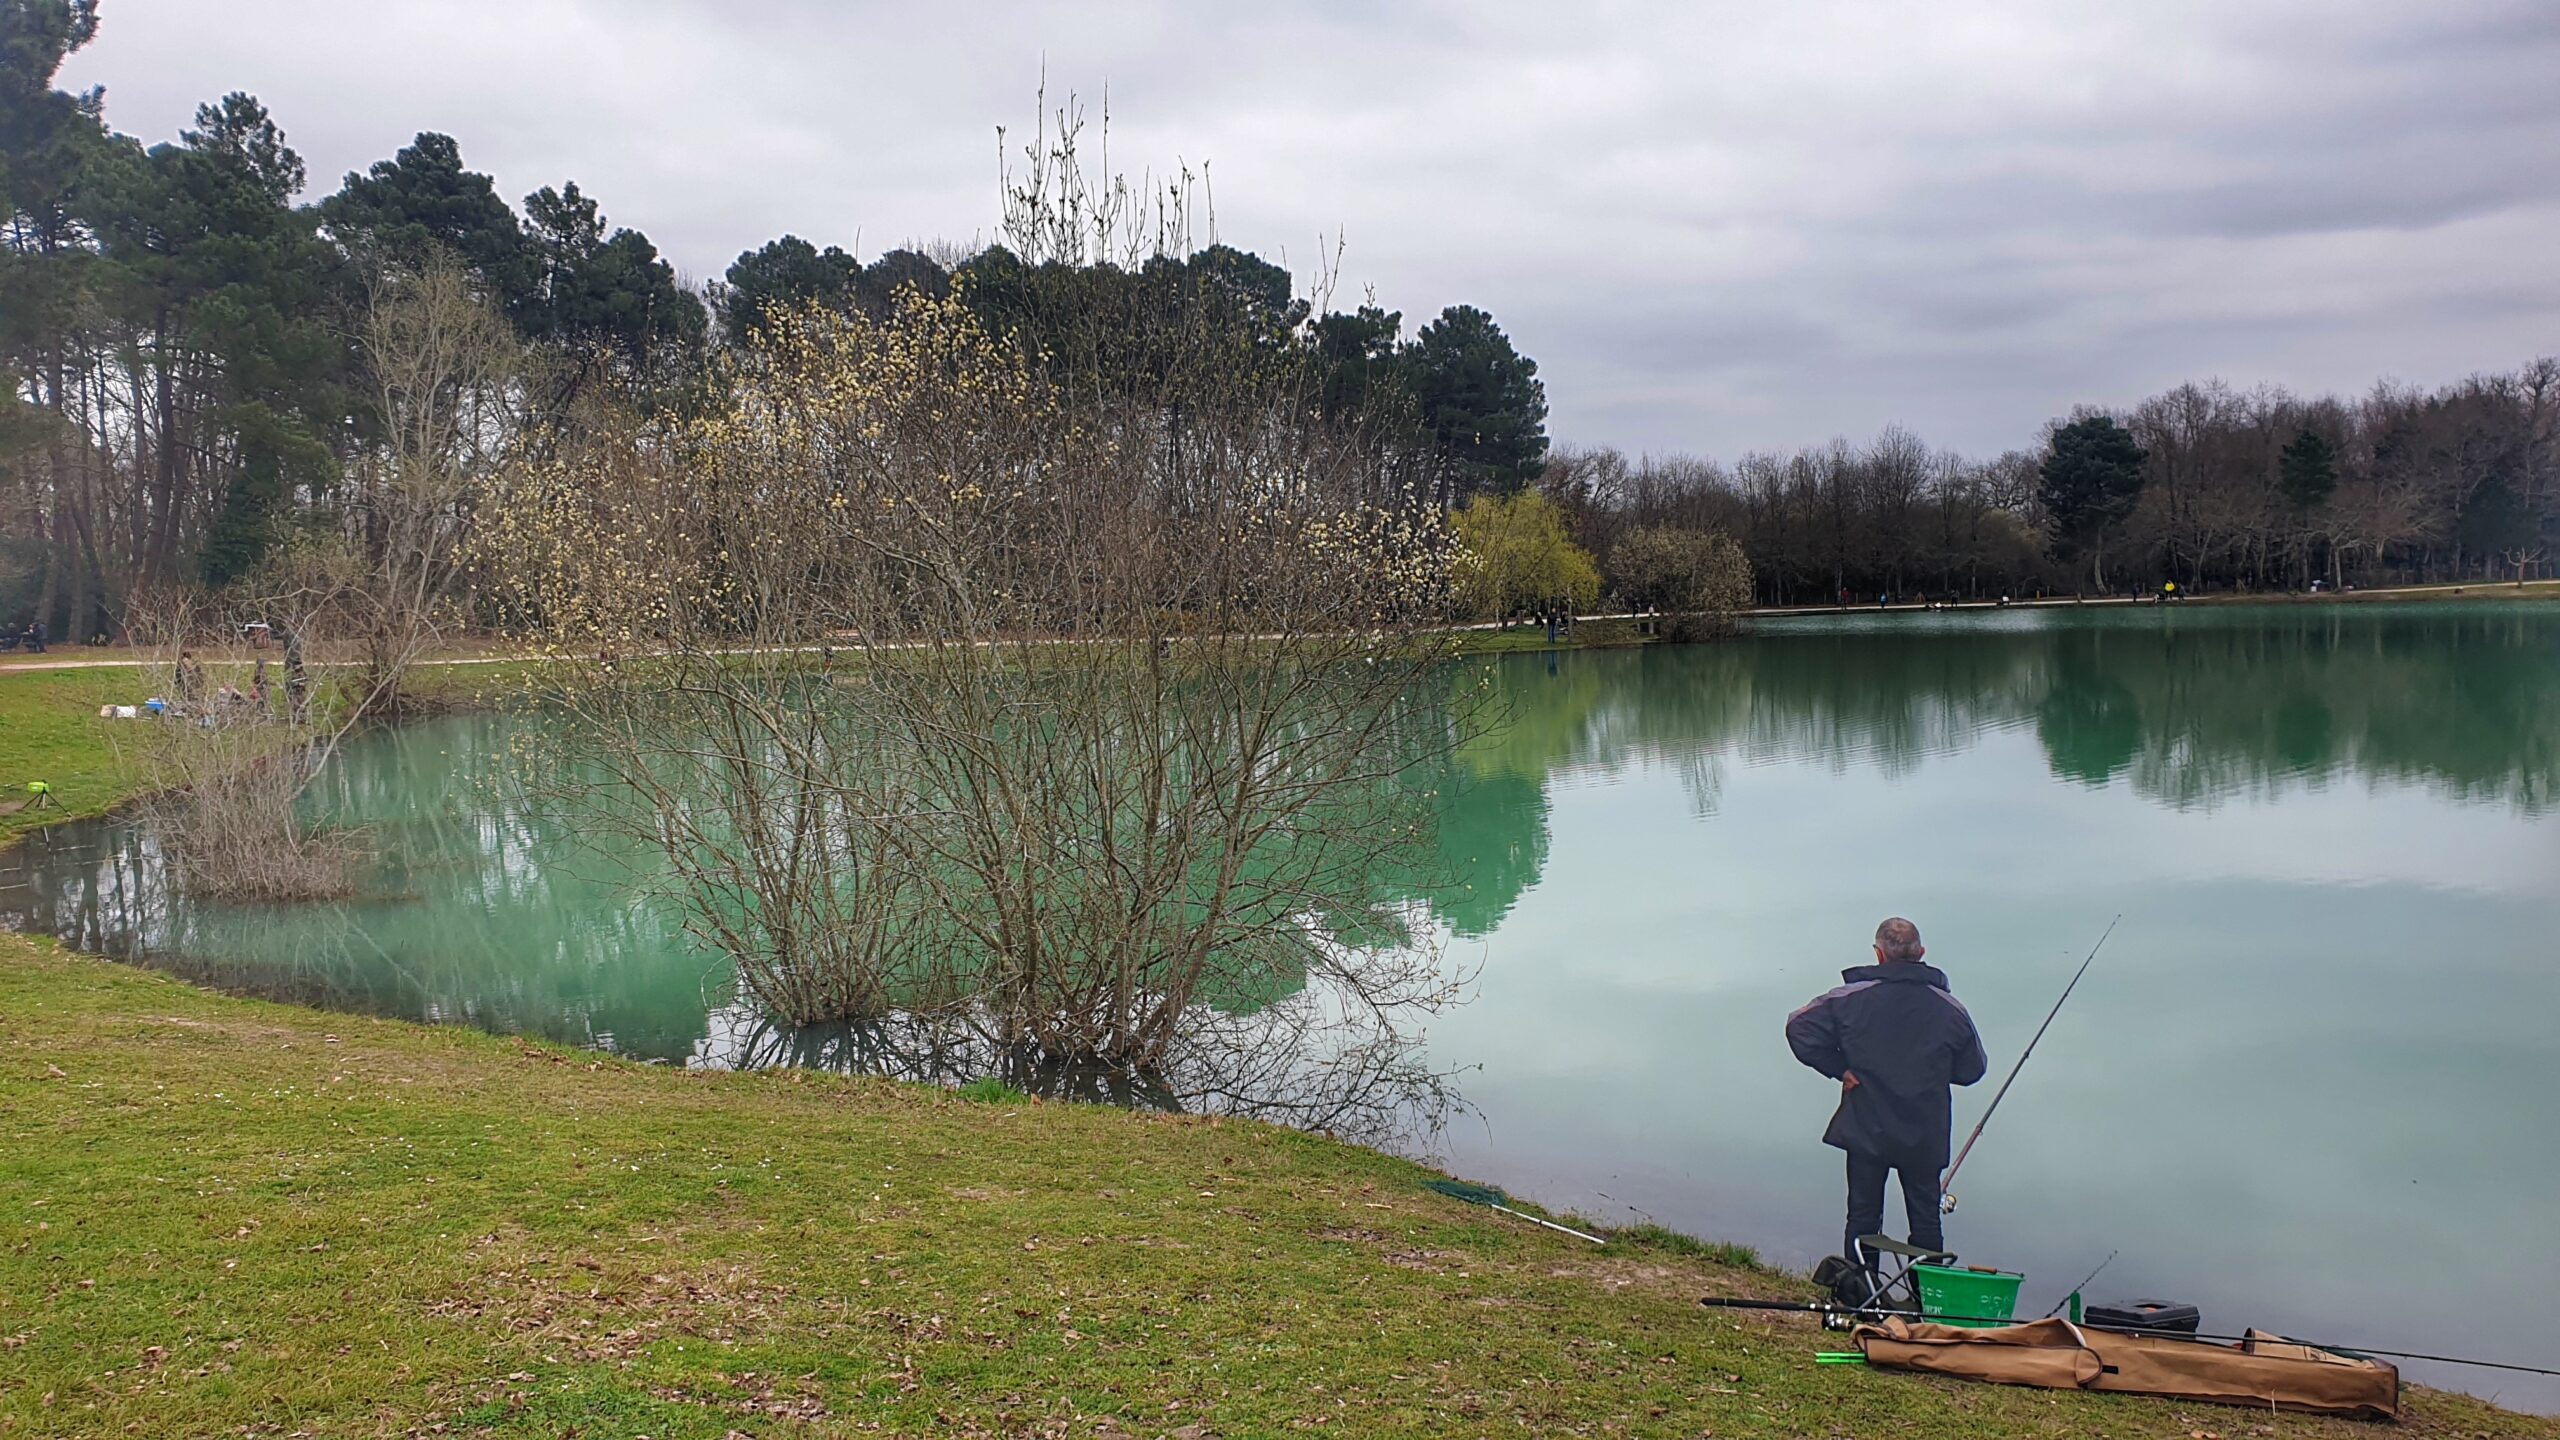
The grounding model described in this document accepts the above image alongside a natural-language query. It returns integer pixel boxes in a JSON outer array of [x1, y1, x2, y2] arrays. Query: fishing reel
[[1940, 1190, 1959, 1216]]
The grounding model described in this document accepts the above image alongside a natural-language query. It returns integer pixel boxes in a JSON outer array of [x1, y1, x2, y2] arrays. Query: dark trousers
[[1845, 1150, 1943, 1264]]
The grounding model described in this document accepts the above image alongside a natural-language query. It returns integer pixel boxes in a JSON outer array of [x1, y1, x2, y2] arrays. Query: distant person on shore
[[25, 619, 44, 654], [1786, 917, 1987, 1267], [281, 627, 310, 723]]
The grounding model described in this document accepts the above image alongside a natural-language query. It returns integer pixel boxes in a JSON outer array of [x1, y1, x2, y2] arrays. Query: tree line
[[0, 1, 1553, 644], [8, 0, 2552, 644], [1537, 363, 2559, 608]]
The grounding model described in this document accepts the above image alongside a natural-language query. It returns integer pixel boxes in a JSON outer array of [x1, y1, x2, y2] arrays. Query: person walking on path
[[1785, 917, 1987, 1266]]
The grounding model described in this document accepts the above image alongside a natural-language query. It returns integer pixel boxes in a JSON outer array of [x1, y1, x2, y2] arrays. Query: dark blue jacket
[[1786, 961, 1988, 1168]]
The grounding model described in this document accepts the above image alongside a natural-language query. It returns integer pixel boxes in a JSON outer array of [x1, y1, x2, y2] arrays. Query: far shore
[[6, 577, 2553, 677], [1745, 576, 2560, 619]]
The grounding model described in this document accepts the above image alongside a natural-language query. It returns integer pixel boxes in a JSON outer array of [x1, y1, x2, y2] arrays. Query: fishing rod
[[1695, 1297, 2560, 1377], [2043, 1250, 2116, 1318], [1423, 1178, 1606, 1245], [1940, 914, 2120, 1215]]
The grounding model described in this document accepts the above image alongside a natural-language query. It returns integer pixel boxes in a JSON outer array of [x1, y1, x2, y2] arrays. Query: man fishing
[[1785, 917, 1987, 1268]]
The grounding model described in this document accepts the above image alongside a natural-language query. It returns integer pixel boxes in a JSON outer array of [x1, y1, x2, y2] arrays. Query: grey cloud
[[58, 0, 2560, 457]]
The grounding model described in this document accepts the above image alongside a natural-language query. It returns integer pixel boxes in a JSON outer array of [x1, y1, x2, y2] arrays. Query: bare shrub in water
[[145, 740, 363, 903], [488, 286, 1472, 1064], [118, 582, 370, 903], [703, 978, 1462, 1149]]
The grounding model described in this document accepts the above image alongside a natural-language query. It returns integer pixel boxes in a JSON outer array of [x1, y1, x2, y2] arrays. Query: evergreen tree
[[1309, 304, 1404, 423], [852, 246, 948, 316], [90, 92, 351, 587], [0, 0, 109, 628], [1404, 304, 1547, 502], [520, 181, 704, 377], [1174, 243, 1306, 353], [2277, 428, 2337, 511], [718, 233, 860, 340], [1, 0, 106, 381], [2038, 413, 2147, 590], [319, 131, 532, 301]]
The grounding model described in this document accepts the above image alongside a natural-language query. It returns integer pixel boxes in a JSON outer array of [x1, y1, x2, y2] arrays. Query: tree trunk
[[37, 347, 70, 635], [146, 325, 186, 591], [67, 496, 92, 646], [38, 498, 64, 635]]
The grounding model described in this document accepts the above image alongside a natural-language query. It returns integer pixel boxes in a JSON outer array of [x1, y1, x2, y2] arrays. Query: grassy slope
[[4, 942, 2554, 1440]]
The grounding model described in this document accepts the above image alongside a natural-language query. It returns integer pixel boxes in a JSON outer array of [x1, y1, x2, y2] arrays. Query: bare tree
[[344, 255, 522, 712], [487, 285, 1471, 1071], [1610, 525, 1753, 639]]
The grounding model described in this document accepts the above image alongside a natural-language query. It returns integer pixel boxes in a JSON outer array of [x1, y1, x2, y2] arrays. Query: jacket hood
[[1841, 961, 1952, 990]]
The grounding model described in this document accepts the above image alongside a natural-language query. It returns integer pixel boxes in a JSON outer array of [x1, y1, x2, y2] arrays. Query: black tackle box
[[2086, 1299, 2202, 1334]]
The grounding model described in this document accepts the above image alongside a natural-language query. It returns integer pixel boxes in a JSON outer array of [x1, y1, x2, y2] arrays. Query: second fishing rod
[[1939, 914, 2120, 1215]]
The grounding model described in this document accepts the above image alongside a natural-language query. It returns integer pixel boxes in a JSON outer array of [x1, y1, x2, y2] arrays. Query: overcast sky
[[59, 0, 2560, 456]]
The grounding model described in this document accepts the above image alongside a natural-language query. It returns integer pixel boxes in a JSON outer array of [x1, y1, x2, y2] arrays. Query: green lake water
[[6, 601, 2557, 1405]]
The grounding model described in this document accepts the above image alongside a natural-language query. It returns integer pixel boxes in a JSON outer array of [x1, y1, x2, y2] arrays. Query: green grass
[[1608, 1223, 1766, 1272], [1, 940, 2552, 1440], [0, 665, 146, 844], [954, 1076, 1032, 1105]]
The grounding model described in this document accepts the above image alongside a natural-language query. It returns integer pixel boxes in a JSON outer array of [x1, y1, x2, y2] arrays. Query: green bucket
[[1912, 1262, 2023, 1328]]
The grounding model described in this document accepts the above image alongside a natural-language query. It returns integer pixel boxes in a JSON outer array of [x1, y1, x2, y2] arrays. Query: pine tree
[[1404, 305, 1548, 503], [2038, 414, 2148, 591]]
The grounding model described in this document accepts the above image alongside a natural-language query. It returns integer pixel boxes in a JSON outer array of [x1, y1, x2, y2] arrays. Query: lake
[[6, 601, 2556, 1407]]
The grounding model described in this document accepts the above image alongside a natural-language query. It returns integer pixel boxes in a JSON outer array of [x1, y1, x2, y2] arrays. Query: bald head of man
[[1873, 916, 1925, 964]]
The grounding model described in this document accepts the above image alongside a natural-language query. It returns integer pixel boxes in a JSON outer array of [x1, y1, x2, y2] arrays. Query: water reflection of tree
[[2090, 609, 2560, 812], [1424, 771, 1551, 937], [1307, 607, 2560, 942], [13, 607, 2551, 1129], [1461, 607, 2560, 816], [694, 980, 1457, 1149], [2036, 637, 2145, 785], [0, 715, 734, 1063], [3, 695, 1491, 1143]]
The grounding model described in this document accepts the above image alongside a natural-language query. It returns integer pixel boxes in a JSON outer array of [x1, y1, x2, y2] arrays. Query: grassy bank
[[1749, 578, 2560, 619], [0, 665, 145, 843], [0, 657, 536, 847], [5, 939, 2553, 1439]]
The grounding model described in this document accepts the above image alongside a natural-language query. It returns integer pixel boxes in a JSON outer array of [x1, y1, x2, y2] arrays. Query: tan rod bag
[[1852, 1315, 2400, 1421]]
